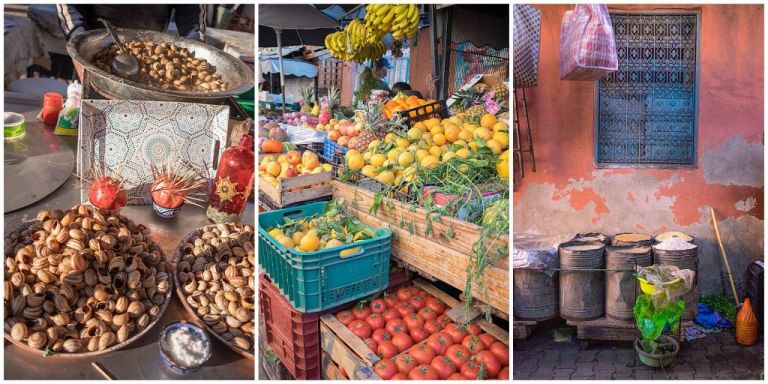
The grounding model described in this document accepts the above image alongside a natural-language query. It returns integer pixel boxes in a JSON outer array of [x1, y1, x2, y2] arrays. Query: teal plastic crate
[[258, 201, 391, 312]]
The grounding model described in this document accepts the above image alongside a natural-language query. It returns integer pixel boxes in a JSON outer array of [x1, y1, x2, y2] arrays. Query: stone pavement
[[513, 321, 764, 380]]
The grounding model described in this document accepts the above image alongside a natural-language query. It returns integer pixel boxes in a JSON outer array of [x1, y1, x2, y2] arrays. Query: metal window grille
[[596, 12, 699, 167]]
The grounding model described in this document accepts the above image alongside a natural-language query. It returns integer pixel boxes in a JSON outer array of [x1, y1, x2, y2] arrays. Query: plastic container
[[736, 298, 758, 346], [42, 92, 63, 125], [258, 201, 392, 312], [396, 100, 449, 128], [259, 273, 322, 380], [322, 137, 349, 161]]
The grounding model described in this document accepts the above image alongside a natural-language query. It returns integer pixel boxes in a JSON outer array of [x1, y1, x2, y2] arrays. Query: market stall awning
[[260, 58, 317, 78]]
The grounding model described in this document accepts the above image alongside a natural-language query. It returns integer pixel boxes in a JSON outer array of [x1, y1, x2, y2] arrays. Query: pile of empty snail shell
[[4, 205, 171, 354], [174, 223, 254, 356], [93, 41, 229, 92]]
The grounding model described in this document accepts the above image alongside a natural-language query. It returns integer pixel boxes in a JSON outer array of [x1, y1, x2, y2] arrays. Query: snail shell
[[99, 331, 116, 350], [63, 338, 83, 352], [136, 313, 149, 329], [27, 331, 47, 349], [10, 322, 28, 341], [96, 309, 113, 324], [51, 311, 70, 327], [115, 297, 129, 313], [45, 326, 59, 347], [26, 293, 45, 307], [87, 336, 99, 352], [225, 316, 242, 329], [126, 301, 145, 318], [116, 324, 129, 343], [75, 304, 93, 323], [233, 336, 251, 351], [112, 313, 129, 327]]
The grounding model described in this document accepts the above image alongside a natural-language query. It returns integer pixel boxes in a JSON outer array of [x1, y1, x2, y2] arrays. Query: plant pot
[[152, 200, 184, 219], [635, 335, 679, 368]]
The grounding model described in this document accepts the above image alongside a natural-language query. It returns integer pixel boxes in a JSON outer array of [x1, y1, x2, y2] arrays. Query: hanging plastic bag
[[513, 4, 542, 89], [559, 4, 618, 81]]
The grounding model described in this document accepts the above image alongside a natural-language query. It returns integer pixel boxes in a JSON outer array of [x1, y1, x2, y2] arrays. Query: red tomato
[[396, 287, 414, 301], [390, 372, 408, 380], [408, 295, 426, 310], [377, 341, 399, 359], [436, 314, 452, 328], [461, 361, 485, 380], [409, 343, 436, 365], [423, 319, 442, 335], [425, 297, 446, 315], [383, 294, 399, 309], [417, 307, 437, 321], [364, 338, 378, 353], [370, 298, 387, 314], [382, 308, 400, 321], [386, 319, 406, 335], [392, 333, 414, 353], [372, 328, 393, 344], [444, 323, 469, 344], [408, 365, 439, 380], [374, 358, 398, 380], [445, 344, 472, 368], [489, 341, 509, 367], [497, 366, 509, 380], [365, 313, 386, 330], [396, 303, 416, 318], [403, 313, 424, 330], [410, 326, 430, 343], [394, 354, 419, 375], [447, 373, 466, 380], [430, 355, 458, 380], [462, 334, 486, 354], [478, 333, 496, 349], [474, 350, 501, 378], [352, 304, 372, 320], [467, 323, 483, 336], [425, 332, 453, 355], [336, 310, 353, 325], [349, 320, 372, 339]]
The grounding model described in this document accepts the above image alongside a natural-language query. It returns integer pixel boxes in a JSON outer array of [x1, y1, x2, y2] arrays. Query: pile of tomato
[[335, 285, 509, 380]]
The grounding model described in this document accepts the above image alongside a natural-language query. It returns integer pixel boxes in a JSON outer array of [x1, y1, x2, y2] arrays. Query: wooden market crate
[[259, 171, 333, 207], [333, 181, 509, 316], [319, 278, 510, 380]]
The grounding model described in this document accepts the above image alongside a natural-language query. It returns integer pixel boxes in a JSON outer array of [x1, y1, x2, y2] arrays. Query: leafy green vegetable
[[700, 293, 737, 323]]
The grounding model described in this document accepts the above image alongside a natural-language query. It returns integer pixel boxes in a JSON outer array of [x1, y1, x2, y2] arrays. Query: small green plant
[[700, 293, 737, 323]]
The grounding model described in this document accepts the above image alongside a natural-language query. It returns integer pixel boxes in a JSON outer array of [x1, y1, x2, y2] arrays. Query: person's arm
[[173, 5, 206, 42], [57, 4, 89, 41]]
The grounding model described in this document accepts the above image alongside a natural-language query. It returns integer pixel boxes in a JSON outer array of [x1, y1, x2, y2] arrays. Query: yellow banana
[[410, 7, 419, 24], [382, 8, 396, 26], [376, 4, 391, 17]]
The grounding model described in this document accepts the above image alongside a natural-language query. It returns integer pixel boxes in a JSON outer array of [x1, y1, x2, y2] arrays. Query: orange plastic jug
[[735, 298, 758, 346]]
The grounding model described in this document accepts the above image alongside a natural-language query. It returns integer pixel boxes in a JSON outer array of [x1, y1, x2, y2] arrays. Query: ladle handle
[[98, 18, 127, 54]]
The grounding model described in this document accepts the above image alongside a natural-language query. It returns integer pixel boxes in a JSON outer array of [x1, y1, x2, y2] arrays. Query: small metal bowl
[[152, 200, 184, 219], [159, 321, 212, 375]]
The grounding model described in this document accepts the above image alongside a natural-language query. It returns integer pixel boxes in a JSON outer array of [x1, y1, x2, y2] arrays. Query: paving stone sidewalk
[[514, 321, 764, 380]]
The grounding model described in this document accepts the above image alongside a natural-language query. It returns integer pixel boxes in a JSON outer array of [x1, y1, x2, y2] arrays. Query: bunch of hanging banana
[[324, 31, 354, 61], [364, 4, 419, 41]]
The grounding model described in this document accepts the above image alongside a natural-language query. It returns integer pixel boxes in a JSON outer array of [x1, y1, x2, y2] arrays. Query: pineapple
[[449, 88, 484, 115], [472, 83, 489, 94], [354, 102, 404, 152], [319, 86, 339, 125], [490, 82, 509, 104], [299, 85, 314, 114]]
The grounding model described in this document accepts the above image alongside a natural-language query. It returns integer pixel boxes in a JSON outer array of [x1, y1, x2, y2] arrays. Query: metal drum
[[612, 232, 653, 247], [653, 245, 699, 320], [605, 246, 653, 321], [559, 241, 606, 321], [513, 268, 558, 321]]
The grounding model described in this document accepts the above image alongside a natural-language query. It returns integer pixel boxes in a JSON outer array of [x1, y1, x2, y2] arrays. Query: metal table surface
[[4, 94, 255, 380]]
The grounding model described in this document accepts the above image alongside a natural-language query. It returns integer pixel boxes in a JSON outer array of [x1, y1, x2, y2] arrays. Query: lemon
[[493, 121, 508, 133], [268, 228, 284, 239], [412, 121, 427, 132], [370, 154, 387, 167], [486, 139, 503, 154], [362, 164, 377, 178], [387, 148, 403, 162], [368, 139, 382, 151], [325, 238, 345, 249], [442, 151, 457, 162], [429, 145, 443, 157], [376, 170, 396, 185], [291, 231, 304, 245], [322, 163, 333, 172], [398, 151, 415, 167], [396, 137, 411, 149], [299, 233, 320, 252], [444, 125, 460, 143], [496, 158, 509, 179], [432, 133, 447, 146], [424, 118, 440, 129], [346, 153, 365, 170], [420, 155, 440, 168], [416, 149, 431, 162], [474, 127, 493, 141], [480, 114, 497, 128], [277, 236, 294, 249], [363, 151, 372, 162], [429, 124, 444, 135], [458, 129, 474, 142], [407, 127, 424, 142], [456, 147, 471, 159], [492, 131, 509, 149], [454, 140, 468, 148], [463, 123, 478, 132], [384, 133, 396, 143]]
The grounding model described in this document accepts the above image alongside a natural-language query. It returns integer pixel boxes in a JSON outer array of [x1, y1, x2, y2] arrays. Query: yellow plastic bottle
[[735, 297, 758, 346]]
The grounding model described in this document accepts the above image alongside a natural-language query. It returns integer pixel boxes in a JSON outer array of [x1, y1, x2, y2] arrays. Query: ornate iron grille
[[596, 13, 698, 166]]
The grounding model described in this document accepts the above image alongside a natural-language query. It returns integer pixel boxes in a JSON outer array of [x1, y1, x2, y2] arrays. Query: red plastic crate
[[259, 272, 322, 380]]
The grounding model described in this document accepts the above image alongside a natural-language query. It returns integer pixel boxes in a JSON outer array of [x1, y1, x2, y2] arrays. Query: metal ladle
[[98, 18, 139, 78]]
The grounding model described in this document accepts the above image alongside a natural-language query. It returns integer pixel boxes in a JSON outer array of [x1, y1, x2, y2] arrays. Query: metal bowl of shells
[[67, 28, 254, 103], [4, 205, 173, 358], [172, 223, 254, 359]]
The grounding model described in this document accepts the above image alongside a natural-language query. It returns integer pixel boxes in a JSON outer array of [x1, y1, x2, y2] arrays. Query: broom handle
[[711, 207, 740, 305]]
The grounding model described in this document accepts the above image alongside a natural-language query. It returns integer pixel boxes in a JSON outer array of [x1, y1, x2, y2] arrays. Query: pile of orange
[[384, 94, 440, 119]]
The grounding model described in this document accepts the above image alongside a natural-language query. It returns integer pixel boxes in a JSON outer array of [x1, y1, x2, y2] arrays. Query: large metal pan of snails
[[4, 205, 173, 358], [172, 223, 254, 359], [67, 28, 254, 103]]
